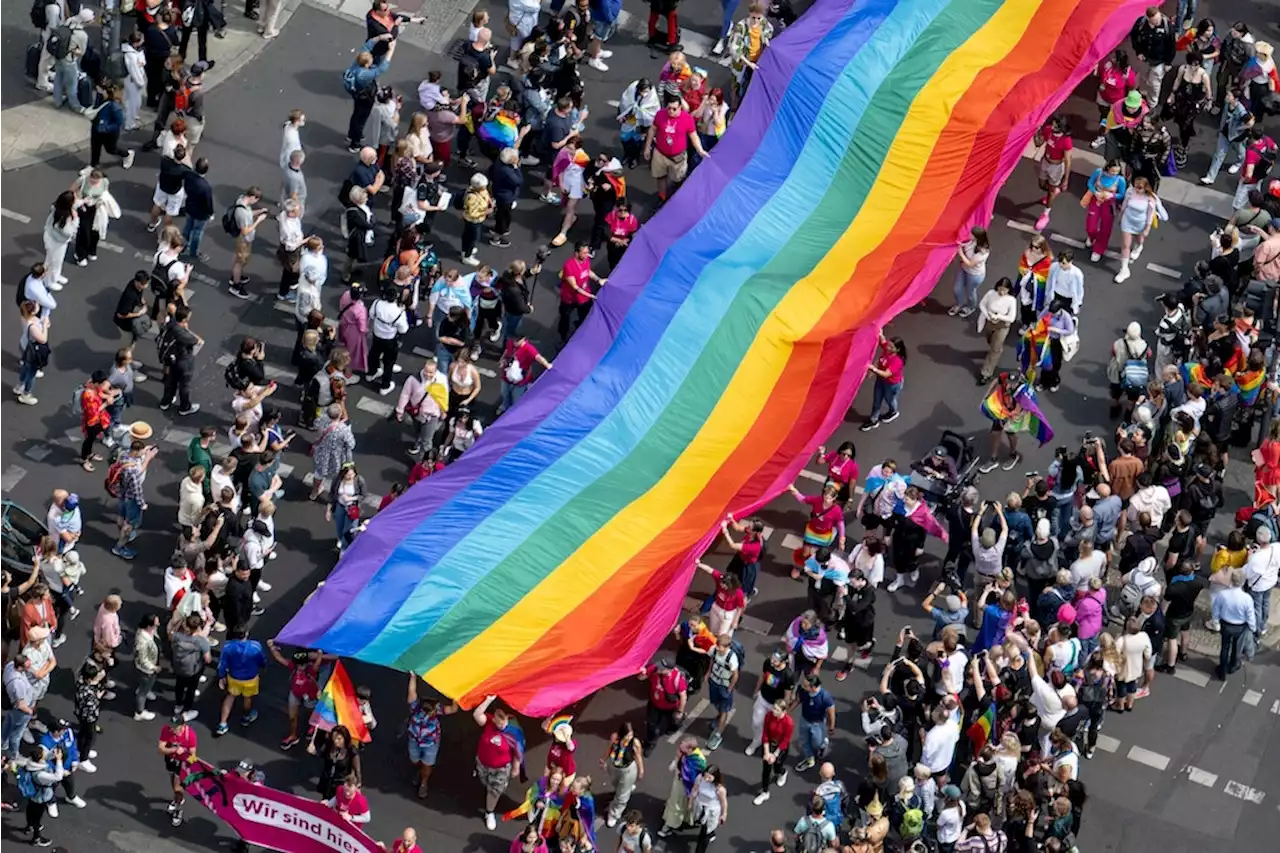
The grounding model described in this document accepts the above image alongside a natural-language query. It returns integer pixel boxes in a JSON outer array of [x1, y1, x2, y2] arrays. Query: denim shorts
[[1116, 679, 1139, 697], [118, 498, 144, 529], [707, 681, 735, 714], [409, 739, 440, 766]]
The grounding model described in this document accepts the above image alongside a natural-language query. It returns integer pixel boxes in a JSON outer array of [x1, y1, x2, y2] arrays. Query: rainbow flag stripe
[[279, 0, 1146, 714], [1236, 369, 1264, 406], [308, 661, 371, 743]]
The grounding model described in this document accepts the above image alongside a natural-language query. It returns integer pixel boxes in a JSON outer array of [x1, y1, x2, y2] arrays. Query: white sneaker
[[485, 812, 497, 831], [47, 803, 59, 819], [123, 150, 135, 169], [776, 770, 788, 787], [520, 155, 540, 166], [753, 791, 771, 805], [146, 692, 157, 701], [1228, 163, 1241, 175], [606, 816, 618, 828], [392, 364, 403, 373], [51, 636, 66, 648], [47, 281, 64, 292], [463, 253, 481, 267], [713, 39, 725, 55], [1089, 252, 1102, 263], [256, 580, 273, 592], [1130, 243, 1143, 261], [56, 275, 67, 285], [104, 681, 115, 690], [886, 577, 905, 592], [77, 761, 97, 774], [588, 57, 609, 72], [1089, 136, 1105, 149], [68, 795, 87, 808], [253, 592, 262, 604], [69, 608, 81, 621], [87, 750, 97, 760], [598, 49, 613, 59], [1200, 175, 1215, 185], [744, 743, 758, 757], [16, 393, 38, 406], [182, 709, 199, 722], [21, 729, 34, 744], [1114, 264, 1131, 283], [198, 674, 208, 683], [134, 710, 156, 721]]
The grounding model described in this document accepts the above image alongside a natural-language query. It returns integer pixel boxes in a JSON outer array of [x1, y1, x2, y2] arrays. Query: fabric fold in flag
[[308, 661, 371, 743]]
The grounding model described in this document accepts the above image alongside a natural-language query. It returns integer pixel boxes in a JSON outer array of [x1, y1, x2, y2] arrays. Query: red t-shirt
[[546, 742, 577, 775], [739, 536, 763, 565], [1039, 126, 1073, 162], [710, 571, 746, 612], [653, 109, 696, 158], [1244, 137, 1277, 184], [333, 786, 370, 817], [393, 843, 422, 853], [506, 339, 541, 387], [645, 666, 687, 710], [822, 452, 859, 486], [761, 711, 794, 749], [288, 661, 320, 701], [559, 257, 593, 305], [802, 495, 843, 534], [160, 724, 197, 760], [1097, 61, 1136, 105], [476, 720, 515, 768], [606, 210, 639, 240]]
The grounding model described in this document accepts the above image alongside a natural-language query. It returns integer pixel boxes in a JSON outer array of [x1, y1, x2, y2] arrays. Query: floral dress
[[311, 417, 356, 482]]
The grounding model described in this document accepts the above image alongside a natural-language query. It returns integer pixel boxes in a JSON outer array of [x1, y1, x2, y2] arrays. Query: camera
[[534, 245, 552, 263], [940, 564, 963, 594]]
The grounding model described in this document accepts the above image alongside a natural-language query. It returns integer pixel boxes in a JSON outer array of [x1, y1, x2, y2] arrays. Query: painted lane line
[[161, 427, 198, 448], [97, 240, 125, 254], [798, 469, 826, 483], [1223, 780, 1266, 804], [1172, 667, 1211, 688], [1270, 699, 1279, 716], [1, 466, 29, 493], [1093, 734, 1121, 753], [23, 445, 54, 463], [1146, 263, 1181, 280], [780, 533, 804, 552], [666, 697, 710, 744], [1242, 689, 1263, 706], [1126, 746, 1171, 771], [276, 463, 295, 479], [355, 396, 395, 418], [1048, 234, 1087, 249], [1185, 766, 1219, 787], [760, 526, 774, 541], [1006, 219, 1038, 236], [1, 208, 32, 223]]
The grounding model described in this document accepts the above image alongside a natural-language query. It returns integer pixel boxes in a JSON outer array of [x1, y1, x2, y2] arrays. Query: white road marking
[[1271, 699, 1279, 716], [1, 208, 32, 223], [411, 347, 434, 359], [667, 697, 710, 744], [215, 353, 234, 366], [1185, 766, 1219, 787], [1006, 219, 1038, 235], [760, 526, 774, 541], [477, 365, 497, 378], [1, 465, 29, 493], [276, 463, 295, 479], [97, 240, 125, 254], [1223, 780, 1266, 804], [161, 427, 198, 447], [780, 533, 804, 552], [356, 396, 395, 418], [798, 469, 826, 483], [23, 444, 53, 463], [1094, 734, 1121, 753], [1126, 746, 1171, 771], [1048, 234, 1087, 249], [1173, 668, 1211, 688], [1242, 689, 1263, 706], [1146, 263, 1182, 280]]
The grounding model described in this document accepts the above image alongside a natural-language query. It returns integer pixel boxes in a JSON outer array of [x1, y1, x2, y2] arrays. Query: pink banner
[[181, 759, 383, 853]]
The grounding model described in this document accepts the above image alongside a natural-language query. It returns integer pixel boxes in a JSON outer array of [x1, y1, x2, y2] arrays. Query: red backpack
[[173, 85, 191, 114]]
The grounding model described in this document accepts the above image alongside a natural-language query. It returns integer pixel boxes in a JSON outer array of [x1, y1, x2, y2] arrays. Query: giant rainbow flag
[[280, 0, 1148, 714]]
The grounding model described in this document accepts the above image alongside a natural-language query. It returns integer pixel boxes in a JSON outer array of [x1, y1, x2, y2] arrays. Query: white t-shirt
[[849, 544, 885, 587], [961, 240, 990, 278], [1069, 552, 1106, 592], [921, 712, 961, 774], [708, 647, 739, 688], [936, 803, 965, 844], [231, 395, 263, 434], [937, 650, 968, 695], [1117, 632, 1152, 682]]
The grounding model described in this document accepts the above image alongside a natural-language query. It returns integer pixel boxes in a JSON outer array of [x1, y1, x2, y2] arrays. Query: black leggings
[[25, 799, 46, 834], [90, 129, 129, 168], [558, 301, 591, 343], [174, 672, 201, 711], [144, 56, 166, 107], [74, 204, 99, 261], [78, 718, 97, 759], [759, 749, 788, 793], [494, 199, 513, 236], [80, 424, 106, 462]]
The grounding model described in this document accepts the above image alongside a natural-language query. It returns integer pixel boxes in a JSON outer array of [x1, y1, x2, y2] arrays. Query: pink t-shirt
[[822, 452, 860, 486], [559, 257, 593, 304], [711, 571, 746, 612], [1040, 125, 1073, 161], [333, 786, 369, 817], [160, 724, 197, 760], [877, 340, 904, 384], [653, 109, 696, 158], [1244, 137, 1277, 184], [1097, 61, 1136, 105]]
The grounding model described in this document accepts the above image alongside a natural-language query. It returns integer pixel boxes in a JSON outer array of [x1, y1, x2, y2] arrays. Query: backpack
[[224, 359, 249, 391], [150, 256, 180, 299], [342, 63, 371, 97], [729, 638, 747, 670], [170, 632, 205, 676], [221, 203, 245, 237], [899, 807, 925, 840], [1255, 144, 1276, 183], [1119, 340, 1148, 391], [104, 452, 126, 498], [1224, 37, 1250, 69], [172, 85, 191, 114], [30, 0, 47, 29], [157, 322, 181, 366], [45, 24, 71, 60], [661, 668, 688, 705], [1078, 673, 1107, 708], [795, 817, 831, 853], [813, 780, 846, 829], [16, 766, 52, 803]]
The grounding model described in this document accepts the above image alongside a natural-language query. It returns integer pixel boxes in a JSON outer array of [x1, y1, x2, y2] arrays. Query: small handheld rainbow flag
[[1181, 361, 1212, 389], [966, 699, 997, 753], [478, 114, 519, 150], [980, 386, 1017, 422], [1013, 385, 1055, 446], [309, 661, 371, 743], [1017, 315, 1051, 378]]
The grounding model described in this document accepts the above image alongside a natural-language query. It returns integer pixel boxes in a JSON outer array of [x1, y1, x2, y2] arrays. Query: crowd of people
[[3, 1, 1279, 853]]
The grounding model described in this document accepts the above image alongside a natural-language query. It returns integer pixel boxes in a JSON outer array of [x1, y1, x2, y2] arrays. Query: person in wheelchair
[[915, 446, 959, 486]]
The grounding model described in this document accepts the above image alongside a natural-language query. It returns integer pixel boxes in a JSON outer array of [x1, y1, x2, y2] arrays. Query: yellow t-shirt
[[1211, 547, 1247, 573], [748, 27, 763, 63]]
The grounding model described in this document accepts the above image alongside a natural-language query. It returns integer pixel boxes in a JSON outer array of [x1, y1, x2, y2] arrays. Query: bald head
[[359, 146, 377, 165], [1095, 482, 1111, 498], [819, 761, 835, 781]]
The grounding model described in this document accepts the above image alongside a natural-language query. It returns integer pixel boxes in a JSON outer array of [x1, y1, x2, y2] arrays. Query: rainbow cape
[[678, 748, 708, 795], [1236, 369, 1264, 406], [1018, 253, 1053, 314], [1181, 361, 1212, 389], [966, 699, 997, 753], [478, 113, 520, 150], [981, 383, 1054, 446], [503, 774, 566, 835], [785, 615, 830, 660], [1017, 314, 1051, 377], [308, 661, 371, 743], [278, 0, 1148, 714]]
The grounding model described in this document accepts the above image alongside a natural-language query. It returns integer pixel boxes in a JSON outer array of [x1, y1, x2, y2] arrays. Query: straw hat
[[129, 421, 154, 441]]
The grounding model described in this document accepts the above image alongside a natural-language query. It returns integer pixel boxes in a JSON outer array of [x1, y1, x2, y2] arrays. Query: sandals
[[550, 233, 567, 247], [80, 460, 95, 472]]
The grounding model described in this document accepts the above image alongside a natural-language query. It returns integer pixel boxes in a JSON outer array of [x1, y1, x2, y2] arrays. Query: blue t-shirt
[[972, 603, 1008, 653], [218, 639, 267, 681], [798, 687, 834, 723], [930, 607, 968, 639]]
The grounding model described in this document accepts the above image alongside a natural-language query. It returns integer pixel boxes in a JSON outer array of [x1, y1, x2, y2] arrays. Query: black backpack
[[220, 203, 246, 237], [1255, 145, 1276, 183], [224, 359, 249, 391], [150, 257, 180, 300], [45, 24, 71, 61], [30, 0, 47, 28], [157, 322, 181, 366]]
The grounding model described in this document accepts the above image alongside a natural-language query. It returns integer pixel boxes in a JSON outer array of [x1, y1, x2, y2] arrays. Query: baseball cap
[[64, 493, 79, 511], [942, 784, 963, 800]]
